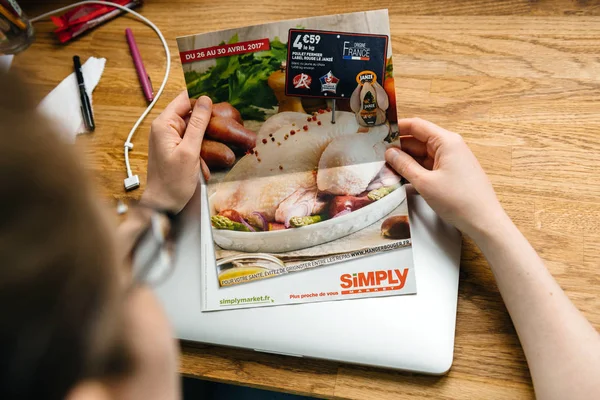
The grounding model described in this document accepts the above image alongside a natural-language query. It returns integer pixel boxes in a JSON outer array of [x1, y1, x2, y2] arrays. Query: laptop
[[155, 185, 462, 374]]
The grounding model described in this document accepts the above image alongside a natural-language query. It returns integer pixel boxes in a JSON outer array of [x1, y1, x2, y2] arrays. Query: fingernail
[[195, 96, 212, 110], [385, 147, 400, 162]]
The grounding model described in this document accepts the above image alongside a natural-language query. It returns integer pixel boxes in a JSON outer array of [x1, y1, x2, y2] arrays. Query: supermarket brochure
[[177, 9, 417, 311]]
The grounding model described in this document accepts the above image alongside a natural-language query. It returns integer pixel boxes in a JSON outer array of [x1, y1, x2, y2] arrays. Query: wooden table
[[14, 1, 600, 398]]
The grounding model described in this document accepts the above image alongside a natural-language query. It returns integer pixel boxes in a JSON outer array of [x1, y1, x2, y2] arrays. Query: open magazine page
[[177, 9, 417, 310]]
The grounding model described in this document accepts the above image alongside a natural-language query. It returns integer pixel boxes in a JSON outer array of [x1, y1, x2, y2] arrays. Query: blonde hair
[[0, 72, 131, 399]]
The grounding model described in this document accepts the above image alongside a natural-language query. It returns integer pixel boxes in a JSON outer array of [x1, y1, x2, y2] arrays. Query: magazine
[[177, 9, 417, 310]]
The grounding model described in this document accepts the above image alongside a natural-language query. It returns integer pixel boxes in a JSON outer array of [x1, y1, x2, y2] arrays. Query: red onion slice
[[239, 217, 256, 232], [250, 211, 269, 231], [332, 209, 352, 218]]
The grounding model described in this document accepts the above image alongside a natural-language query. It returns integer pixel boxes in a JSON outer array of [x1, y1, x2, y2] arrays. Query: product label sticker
[[285, 29, 388, 99]]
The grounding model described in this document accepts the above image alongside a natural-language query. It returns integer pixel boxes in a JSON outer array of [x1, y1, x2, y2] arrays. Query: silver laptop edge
[[156, 185, 461, 374]]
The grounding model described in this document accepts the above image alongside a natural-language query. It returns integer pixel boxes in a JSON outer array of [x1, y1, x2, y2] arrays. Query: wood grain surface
[[12, 1, 600, 399]]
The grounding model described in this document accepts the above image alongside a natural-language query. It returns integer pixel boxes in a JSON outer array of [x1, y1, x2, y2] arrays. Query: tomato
[[218, 209, 243, 222], [383, 77, 397, 122]]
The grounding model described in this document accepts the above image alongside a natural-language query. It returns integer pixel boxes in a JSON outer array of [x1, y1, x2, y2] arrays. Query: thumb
[[182, 96, 212, 152], [385, 147, 427, 185]]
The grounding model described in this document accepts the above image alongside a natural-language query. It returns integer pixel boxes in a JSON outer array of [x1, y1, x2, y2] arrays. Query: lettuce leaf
[[185, 35, 287, 121]]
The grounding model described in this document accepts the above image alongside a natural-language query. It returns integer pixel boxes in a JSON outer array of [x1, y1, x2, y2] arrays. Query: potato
[[201, 139, 236, 169], [206, 116, 257, 150]]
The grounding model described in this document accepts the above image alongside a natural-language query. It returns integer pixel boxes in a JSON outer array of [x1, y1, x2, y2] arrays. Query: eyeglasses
[[118, 201, 183, 289]]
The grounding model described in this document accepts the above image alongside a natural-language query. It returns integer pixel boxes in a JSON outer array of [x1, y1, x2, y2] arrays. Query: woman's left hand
[[142, 91, 212, 212]]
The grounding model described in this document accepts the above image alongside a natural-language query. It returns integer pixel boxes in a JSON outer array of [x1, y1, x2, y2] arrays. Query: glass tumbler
[[0, 1, 35, 55]]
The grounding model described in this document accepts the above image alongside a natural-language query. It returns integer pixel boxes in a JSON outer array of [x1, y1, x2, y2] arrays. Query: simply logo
[[319, 71, 339, 94], [293, 73, 312, 89], [339, 269, 409, 295], [342, 41, 371, 61]]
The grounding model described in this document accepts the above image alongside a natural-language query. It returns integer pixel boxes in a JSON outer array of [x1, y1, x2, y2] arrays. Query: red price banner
[[180, 38, 270, 64]]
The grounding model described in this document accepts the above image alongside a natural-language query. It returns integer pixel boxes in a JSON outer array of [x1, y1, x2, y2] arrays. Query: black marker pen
[[73, 55, 95, 132]]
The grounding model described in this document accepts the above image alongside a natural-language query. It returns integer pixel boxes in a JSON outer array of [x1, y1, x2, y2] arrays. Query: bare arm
[[476, 213, 600, 400], [386, 118, 600, 400], [116, 92, 212, 267]]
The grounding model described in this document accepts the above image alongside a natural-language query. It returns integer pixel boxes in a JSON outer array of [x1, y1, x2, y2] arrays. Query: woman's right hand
[[385, 118, 507, 239], [143, 92, 212, 213]]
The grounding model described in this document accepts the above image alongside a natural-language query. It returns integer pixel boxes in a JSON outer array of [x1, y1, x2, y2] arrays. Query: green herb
[[185, 34, 287, 121], [386, 56, 394, 79]]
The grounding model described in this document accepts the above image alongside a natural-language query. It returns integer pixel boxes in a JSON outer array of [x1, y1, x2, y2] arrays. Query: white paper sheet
[[38, 57, 106, 142]]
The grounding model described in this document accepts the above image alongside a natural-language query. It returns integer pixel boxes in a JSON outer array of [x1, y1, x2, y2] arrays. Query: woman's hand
[[388, 119, 600, 400], [142, 91, 212, 213], [385, 118, 506, 238]]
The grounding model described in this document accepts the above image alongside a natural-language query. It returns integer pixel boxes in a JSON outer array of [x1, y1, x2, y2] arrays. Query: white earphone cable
[[32, 1, 171, 191]]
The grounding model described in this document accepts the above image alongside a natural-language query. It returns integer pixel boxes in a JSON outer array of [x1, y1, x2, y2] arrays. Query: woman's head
[[0, 72, 179, 400]]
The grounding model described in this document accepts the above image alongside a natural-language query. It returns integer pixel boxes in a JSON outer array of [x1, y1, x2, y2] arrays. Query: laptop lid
[[155, 186, 461, 374]]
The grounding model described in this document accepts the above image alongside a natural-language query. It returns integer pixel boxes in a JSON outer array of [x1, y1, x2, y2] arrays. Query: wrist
[[141, 188, 180, 214], [467, 208, 516, 249], [116, 206, 153, 266], [121, 205, 152, 234]]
